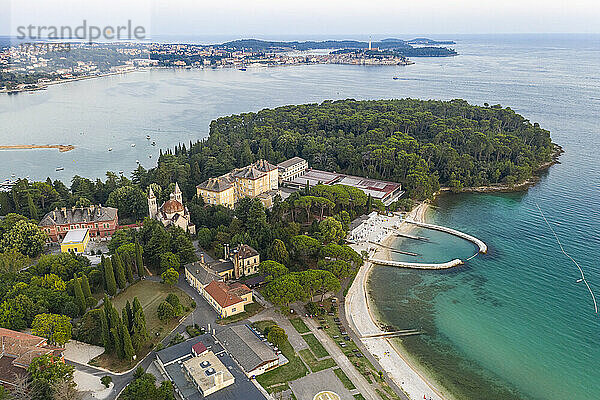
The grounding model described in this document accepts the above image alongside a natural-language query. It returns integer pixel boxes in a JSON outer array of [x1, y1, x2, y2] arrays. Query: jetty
[[367, 241, 419, 256], [361, 329, 422, 339], [394, 231, 429, 241], [369, 257, 463, 269], [404, 219, 487, 254], [0, 144, 75, 152]]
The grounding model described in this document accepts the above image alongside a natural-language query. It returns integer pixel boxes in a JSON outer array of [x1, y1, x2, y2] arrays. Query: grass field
[[90, 280, 193, 372], [299, 349, 336, 372], [333, 368, 356, 390], [302, 333, 330, 359], [217, 302, 264, 325], [253, 320, 309, 393], [289, 317, 310, 334]]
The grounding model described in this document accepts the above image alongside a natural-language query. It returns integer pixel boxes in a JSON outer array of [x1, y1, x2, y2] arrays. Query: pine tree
[[73, 277, 86, 315], [81, 274, 92, 299], [113, 254, 127, 290], [122, 320, 135, 361], [135, 242, 145, 278], [123, 253, 134, 283], [100, 310, 112, 352], [104, 257, 117, 296]]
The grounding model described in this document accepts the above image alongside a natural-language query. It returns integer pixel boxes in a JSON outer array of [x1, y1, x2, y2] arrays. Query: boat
[[55, 167, 64, 171], [119, 170, 124, 174], [577, 278, 583, 283], [239, 67, 247, 71], [108, 148, 113, 151], [131, 143, 136, 147], [148, 154, 152, 158], [393, 77, 399, 80], [151, 141, 156, 146], [146, 135, 151, 140], [136, 159, 140, 164]]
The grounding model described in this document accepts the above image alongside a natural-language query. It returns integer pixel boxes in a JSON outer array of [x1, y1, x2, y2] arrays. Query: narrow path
[[302, 316, 380, 400]]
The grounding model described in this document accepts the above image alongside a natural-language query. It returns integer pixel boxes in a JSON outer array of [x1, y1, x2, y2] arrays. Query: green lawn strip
[[376, 388, 392, 400], [289, 317, 310, 334], [90, 280, 194, 372], [299, 349, 336, 372], [353, 395, 366, 400], [253, 320, 309, 392], [216, 302, 264, 325], [333, 368, 356, 390], [302, 333, 330, 358]]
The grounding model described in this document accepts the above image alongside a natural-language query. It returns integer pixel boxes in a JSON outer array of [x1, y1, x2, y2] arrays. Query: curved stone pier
[[405, 219, 487, 254], [369, 257, 464, 270]]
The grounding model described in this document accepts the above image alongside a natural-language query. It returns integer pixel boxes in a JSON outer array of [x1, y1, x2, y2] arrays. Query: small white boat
[[131, 143, 136, 147], [151, 141, 156, 146], [136, 159, 140, 164], [146, 135, 151, 140], [148, 154, 152, 158], [577, 278, 583, 283], [108, 148, 113, 151], [55, 167, 64, 171], [119, 170, 124, 174]]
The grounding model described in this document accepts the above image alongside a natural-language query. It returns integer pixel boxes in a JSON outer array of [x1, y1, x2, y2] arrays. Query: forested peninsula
[[182, 99, 556, 200]]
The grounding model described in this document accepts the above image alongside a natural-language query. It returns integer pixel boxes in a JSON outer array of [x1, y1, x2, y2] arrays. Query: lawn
[[302, 333, 329, 358], [289, 317, 310, 334], [253, 320, 309, 393], [299, 349, 336, 372], [90, 280, 194, 372], [217, 302, 264, 325], [333, 368, 356, 390]]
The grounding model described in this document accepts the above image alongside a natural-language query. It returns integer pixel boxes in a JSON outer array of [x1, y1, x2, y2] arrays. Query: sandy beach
[[345, 203, 454, 400]]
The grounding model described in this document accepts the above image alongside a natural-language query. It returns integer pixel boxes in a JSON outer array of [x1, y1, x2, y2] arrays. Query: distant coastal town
[[0, 37, 457, 93]]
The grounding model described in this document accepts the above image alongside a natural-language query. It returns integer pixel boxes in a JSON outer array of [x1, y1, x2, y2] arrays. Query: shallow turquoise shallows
[[1, 34, 600, 399]]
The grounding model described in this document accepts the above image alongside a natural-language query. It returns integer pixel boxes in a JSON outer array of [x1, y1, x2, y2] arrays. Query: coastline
[[345, 202, 457, 400]]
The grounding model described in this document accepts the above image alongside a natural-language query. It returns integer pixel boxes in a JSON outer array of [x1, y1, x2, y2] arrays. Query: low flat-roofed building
[[60, 228, 90, 254], [215, 325, 279, 377], [154, 335, 267, 400], [182, 351, 235, 397], [277, 157, 308, 182]]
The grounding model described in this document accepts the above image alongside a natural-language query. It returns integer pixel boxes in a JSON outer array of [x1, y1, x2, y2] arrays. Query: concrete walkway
[[302, 316, 379, 400]]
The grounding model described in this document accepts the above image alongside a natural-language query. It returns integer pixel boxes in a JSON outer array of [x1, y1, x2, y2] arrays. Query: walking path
[[302, 316, 379, 400]]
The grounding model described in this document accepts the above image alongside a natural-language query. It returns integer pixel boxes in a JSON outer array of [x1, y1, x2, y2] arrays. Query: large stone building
[[196, 160, 279, 209], [39, 205, 118, 242], [148, 183, 196, 234], [277, 156, 308, 182]]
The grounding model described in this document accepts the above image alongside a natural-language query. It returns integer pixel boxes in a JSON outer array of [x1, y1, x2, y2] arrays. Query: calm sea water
[[1, 34, 599, 399]]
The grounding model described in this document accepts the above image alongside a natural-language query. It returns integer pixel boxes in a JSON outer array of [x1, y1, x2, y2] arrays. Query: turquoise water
[[1, 34, 600, 398]]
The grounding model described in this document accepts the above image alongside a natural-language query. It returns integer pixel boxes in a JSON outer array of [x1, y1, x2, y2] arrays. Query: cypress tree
[[131, 297, 148, 351], [111, 327, 123, 359], [104, 257, 117, 296], [113, 254, 127, 289], [135, 242, 145, 277], [81, 274, 92, 299], [123, 252, 134, 283], [100, 255, 107, 290], [73, 277, 86, 315], [103, 295, 113, 325], [100, 310, 112, 352], [125, 301, 134, 333], [122, 320, 135, 361]]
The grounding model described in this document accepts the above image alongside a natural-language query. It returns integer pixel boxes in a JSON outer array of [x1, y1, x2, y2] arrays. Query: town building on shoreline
[[39, 205, 118, 242], [148, 182, 196, 234], [196, 159, 280, 209]]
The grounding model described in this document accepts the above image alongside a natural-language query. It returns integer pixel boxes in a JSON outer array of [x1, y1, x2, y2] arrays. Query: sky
[[1, 0, 600, 38]]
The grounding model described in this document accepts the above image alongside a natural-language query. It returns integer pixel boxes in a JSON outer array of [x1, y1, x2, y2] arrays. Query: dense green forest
[[139, 98, 554, 200]]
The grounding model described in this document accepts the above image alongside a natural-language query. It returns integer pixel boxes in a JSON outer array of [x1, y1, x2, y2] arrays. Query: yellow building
[[60, 228, 90, 254], [202, 281, 253, 318], [196, 160, 279, 209]]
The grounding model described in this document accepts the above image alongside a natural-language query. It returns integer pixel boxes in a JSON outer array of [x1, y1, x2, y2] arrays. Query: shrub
[[101, 376, 112, 388]]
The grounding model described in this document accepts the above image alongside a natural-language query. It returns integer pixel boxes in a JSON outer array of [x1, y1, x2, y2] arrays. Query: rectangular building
[[39, 205, 118, 242], [277, 156, 308, 182], [60, 228, 90, 254], [215, 325, 279, 377], [203, 281, 253, 318]]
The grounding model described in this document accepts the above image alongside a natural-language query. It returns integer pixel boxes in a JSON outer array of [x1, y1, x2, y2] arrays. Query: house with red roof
[[202, 281, 253, 318]]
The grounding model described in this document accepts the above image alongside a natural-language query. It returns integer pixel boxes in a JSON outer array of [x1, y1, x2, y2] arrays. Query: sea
[[1, 33, 599, 400]]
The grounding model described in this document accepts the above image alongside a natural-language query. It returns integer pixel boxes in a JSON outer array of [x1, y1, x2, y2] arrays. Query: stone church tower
[[148, 187, 158, 218]]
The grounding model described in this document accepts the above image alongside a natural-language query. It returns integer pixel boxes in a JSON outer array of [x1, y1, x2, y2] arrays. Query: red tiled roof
[[204, 281, 245, 308], [0, 327, 64, 377], [191, 341, 207, 356]]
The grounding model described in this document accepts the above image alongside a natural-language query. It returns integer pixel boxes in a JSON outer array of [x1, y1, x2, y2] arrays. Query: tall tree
[[113, 254, 127, 290], [104, 257, 117, 296], [123, 252, 134, 283], [100, 310, 112, 352], [135, 242, 145, 277], [73, 277, 86, 315], [121, 320, 135, 361], [80, 274, 92, 299]]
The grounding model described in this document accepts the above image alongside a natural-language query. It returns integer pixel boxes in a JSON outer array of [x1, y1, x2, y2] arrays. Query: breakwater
[[404, 219, 487, 254]]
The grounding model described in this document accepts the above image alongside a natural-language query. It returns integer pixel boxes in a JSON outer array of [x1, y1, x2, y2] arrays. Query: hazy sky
[[2, 0, 600, 37]]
